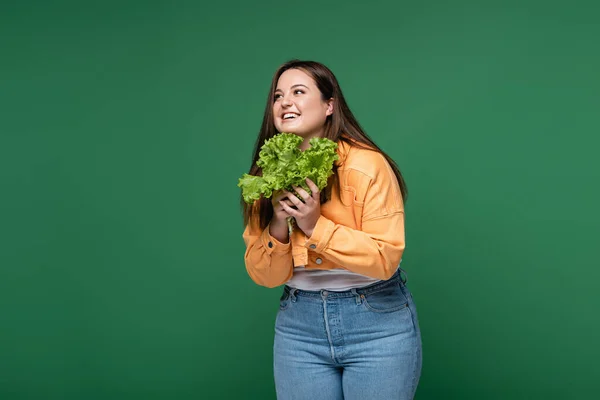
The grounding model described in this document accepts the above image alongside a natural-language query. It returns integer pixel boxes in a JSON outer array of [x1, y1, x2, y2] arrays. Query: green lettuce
[[238, 133, 339, 204]]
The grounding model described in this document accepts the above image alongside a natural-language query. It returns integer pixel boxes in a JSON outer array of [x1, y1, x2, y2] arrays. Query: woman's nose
[[281, 94, 293, 107]]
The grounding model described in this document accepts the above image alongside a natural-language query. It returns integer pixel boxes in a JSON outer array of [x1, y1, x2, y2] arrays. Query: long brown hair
[[241, 59, 408, 229]]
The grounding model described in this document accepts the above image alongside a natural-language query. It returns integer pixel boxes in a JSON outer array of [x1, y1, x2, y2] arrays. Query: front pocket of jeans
[[362, 283, 409, 313]]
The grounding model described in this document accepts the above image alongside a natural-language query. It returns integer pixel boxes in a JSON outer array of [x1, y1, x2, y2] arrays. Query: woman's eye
[[273, 90, 303, 101]]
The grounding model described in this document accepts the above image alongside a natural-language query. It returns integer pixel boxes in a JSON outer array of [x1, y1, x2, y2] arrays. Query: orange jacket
[[242, 139, 406, 288]]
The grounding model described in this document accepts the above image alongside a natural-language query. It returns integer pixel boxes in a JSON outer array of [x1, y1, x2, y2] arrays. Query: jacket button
[[268, 241, 273, 248], [309, 244, 316, 249], [315, 258, 323, 265]]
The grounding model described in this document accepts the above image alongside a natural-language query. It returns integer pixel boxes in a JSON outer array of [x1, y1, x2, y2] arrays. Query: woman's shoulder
[[341, 142, 390, 180]]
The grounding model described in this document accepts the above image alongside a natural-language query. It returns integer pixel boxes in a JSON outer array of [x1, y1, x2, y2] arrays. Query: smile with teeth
[[283, 113, 300, 120]]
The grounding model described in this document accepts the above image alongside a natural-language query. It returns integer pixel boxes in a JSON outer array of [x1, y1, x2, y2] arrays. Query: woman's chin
[[275, 126, 314, 139], [278, 127, 301, 135]]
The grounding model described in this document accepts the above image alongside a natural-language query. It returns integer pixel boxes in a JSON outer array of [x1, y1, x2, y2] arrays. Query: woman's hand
[[269, 190, 293, 243], [279, 178, 321, 238]]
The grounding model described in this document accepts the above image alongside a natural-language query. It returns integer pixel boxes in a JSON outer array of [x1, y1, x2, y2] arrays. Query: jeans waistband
[[283, 268, 407, 299]]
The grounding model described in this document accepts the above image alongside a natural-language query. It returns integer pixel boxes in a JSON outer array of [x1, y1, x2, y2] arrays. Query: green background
[[1, 0, 599, 399]]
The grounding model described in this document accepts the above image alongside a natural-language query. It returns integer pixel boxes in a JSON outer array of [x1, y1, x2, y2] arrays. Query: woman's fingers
[[291, 185, 312, 203], [274, 182, 319, 213], [279, 199, 299, 217], [281, 199, 295, 208], [272, 190, 288, 202], [305, 178, 320, 200], [271, 191, 295, 211]]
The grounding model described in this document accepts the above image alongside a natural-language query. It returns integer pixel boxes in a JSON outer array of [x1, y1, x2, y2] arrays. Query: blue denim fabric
[[273, 269, 422, 400]]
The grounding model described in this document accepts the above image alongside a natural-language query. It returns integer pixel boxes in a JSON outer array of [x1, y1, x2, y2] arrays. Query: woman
[[241, 60, 422, 400]]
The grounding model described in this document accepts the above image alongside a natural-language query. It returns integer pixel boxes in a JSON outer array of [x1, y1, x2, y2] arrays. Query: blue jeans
[[273, 269, 422, 400]]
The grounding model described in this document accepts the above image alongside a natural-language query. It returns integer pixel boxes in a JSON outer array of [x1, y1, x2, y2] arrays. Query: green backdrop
[[1, 0, 599, 399]]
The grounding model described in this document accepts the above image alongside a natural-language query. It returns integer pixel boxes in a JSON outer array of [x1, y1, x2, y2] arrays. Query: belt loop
[[350, 288, 361, 305], [290, 288, 298, 302], [399, 267, 408, 285]]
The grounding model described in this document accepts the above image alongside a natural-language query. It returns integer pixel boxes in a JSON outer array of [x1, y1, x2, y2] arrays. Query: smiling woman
[[273, 71, 333, 151], [240, 60, 422, 400]]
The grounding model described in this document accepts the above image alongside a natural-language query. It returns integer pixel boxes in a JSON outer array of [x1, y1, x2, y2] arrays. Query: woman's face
[[273, 68, 333, 142]]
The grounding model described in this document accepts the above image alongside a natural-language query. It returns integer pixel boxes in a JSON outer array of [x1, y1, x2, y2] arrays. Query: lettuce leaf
[[238, 133, 338, 204]]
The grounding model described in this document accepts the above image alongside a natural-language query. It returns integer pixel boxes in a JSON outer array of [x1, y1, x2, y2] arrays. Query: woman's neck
[[298, 131, 323, 151]]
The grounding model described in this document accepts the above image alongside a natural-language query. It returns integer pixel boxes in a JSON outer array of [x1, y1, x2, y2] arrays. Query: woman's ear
[[326, 98, 334, 116]]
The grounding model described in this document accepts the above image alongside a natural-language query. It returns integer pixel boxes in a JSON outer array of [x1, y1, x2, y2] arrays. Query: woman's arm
[[287, 154, 406, 280], [242, 196, 295, 288], [303, 210, 405, 280]]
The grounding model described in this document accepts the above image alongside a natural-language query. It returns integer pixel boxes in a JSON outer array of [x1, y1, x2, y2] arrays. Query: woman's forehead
[[276, 69, 315, 89]]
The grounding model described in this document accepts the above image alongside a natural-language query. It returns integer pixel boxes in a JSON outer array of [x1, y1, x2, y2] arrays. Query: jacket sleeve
[[304, 157, 405, 280], [242, 219, 294, 288]]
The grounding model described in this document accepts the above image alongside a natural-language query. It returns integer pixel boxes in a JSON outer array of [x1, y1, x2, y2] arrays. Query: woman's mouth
[[282, 113, 300, 122]]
